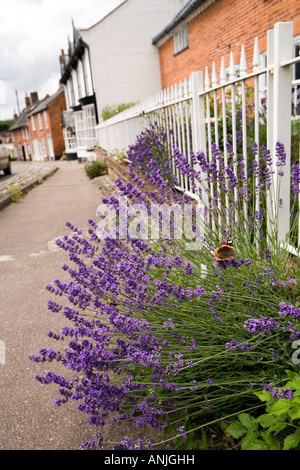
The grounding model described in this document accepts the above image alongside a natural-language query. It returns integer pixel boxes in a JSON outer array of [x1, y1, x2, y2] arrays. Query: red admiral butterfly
[[214, 239, 235, 261]]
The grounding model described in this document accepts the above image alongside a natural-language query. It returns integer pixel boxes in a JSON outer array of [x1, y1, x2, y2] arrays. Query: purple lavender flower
[[244, 317, 280, 334], [275, 140, 286, 171], [207, 378, 215, 384], [292, 163, 300, 195], [262, 383, 294, 400], [177, 426, 187, 438], [163, 319, 174, 330], [279, 302, 300, 319], [184, 261, 194, 275], [264, 249, 271, 262], [225, 340, 253, 352]]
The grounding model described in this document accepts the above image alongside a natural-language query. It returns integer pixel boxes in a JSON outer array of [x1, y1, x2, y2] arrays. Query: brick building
[[9, 92, 40, 160], [27, 87, 66, 160], [152, 0, 300, 90]]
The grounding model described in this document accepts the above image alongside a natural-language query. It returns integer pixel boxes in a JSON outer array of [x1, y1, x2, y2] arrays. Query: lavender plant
[[30, 123, 300, 450]]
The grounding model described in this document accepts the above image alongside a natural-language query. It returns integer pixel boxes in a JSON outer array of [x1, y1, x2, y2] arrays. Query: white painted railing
[[97, 22, 300, 250]]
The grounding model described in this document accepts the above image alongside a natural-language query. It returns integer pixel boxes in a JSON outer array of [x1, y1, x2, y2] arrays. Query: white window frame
[[83, 51, 93, 96], [25, 143, 31, 159], [77, 61, 86, 99], [47, 133, 54, 159], [173, 24, 189, 55], [81, 57, 87, 96], [69, 76, 76, 107], [84, 105, 96, 149], [73, 105, 96, 149], [74, 110, 86, 148], [40, 138, 47, 157], [63, 128, 76, 151], [32, 139, 39, 158], [31, 116, 36, 131], [43, 110, 48, 129], [293, 35, 300, 82], [38, 113, 43, 130], [76, 66, 82, 99]]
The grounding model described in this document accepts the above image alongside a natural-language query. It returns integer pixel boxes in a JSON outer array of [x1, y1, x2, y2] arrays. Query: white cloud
[[0, 0, 123, 119]]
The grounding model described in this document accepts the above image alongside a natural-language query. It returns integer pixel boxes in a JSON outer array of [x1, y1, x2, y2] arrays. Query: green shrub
[[110, 148, 126, 162], [101, 102, 136, 121], [85, 160, 107, 179], [226, 370, 300, 450]]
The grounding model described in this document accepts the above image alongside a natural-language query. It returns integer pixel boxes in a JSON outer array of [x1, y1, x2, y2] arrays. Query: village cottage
[[9, 92, 40, 161], [152, 0, 300, 90], [27, 88, 66, 161], [9, 89, 66, 161]]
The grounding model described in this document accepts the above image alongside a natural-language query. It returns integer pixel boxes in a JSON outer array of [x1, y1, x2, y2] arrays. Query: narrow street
[[0, 161, 106, 450], [0, 160, 32, 183]]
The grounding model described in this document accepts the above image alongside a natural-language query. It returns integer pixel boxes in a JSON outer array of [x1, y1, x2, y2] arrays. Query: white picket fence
[[97, 22, 300, 252]]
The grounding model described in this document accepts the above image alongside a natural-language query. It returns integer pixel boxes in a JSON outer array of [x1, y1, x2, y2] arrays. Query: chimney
[[13, 109, 18, 120], [30, 92, 39, 104], [25, 93, 30, 107]]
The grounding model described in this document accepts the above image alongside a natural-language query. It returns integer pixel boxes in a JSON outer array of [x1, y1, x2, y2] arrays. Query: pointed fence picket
[[96, 21, 300, 253]]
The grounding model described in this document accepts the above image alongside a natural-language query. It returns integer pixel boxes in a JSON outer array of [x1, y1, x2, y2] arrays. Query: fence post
[[271, 22, 293, 243], [190, 71, 206, 154], [189, 71, 209, 209], [267, 27, 274, 241]]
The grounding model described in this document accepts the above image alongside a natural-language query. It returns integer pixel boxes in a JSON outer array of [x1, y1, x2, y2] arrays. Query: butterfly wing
[[214, 244, 236, 260]]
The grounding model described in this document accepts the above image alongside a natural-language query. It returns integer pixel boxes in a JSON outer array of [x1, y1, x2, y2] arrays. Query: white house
[[59, 0, 186, 160], [60, 23, 96, 161]]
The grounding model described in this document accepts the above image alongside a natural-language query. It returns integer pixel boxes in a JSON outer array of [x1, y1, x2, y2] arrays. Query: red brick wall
[[158, 0, 300, 89], [47, 91, 66, 156], [29, 113, 50, 142], [11, 128, 31, 160]]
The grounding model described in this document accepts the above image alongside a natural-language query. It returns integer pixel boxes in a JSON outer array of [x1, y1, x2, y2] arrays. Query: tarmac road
[[0, 160, 33, 182], [0, 161, 107, 450]]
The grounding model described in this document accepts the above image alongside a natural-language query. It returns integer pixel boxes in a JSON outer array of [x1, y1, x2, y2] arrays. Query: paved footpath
[[0, 161, 175, 452], [0, 161, 115, 450], [0, 161, 63, 213]]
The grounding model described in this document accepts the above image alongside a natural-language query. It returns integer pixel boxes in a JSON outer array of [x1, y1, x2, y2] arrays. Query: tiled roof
[[9, 104, 35, 131], [152, 0, 209, 44], [9, 88, 64, 131], [27, 88, 63, 116]]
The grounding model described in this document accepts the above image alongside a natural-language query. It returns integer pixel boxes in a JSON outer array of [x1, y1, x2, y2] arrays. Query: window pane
[[84, 105, 96, 148], [174, 24, 188, 55], [74, 111, 86, 147]]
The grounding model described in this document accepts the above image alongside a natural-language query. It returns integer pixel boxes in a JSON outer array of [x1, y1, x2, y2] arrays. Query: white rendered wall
[[81, 0, 185, 121]]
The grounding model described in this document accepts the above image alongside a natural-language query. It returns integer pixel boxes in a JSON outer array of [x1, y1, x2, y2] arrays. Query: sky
[[0, 0, 123, 120]]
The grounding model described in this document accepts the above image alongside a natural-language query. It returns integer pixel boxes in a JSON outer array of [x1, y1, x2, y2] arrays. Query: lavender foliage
[[30, 124, 300, 449]]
